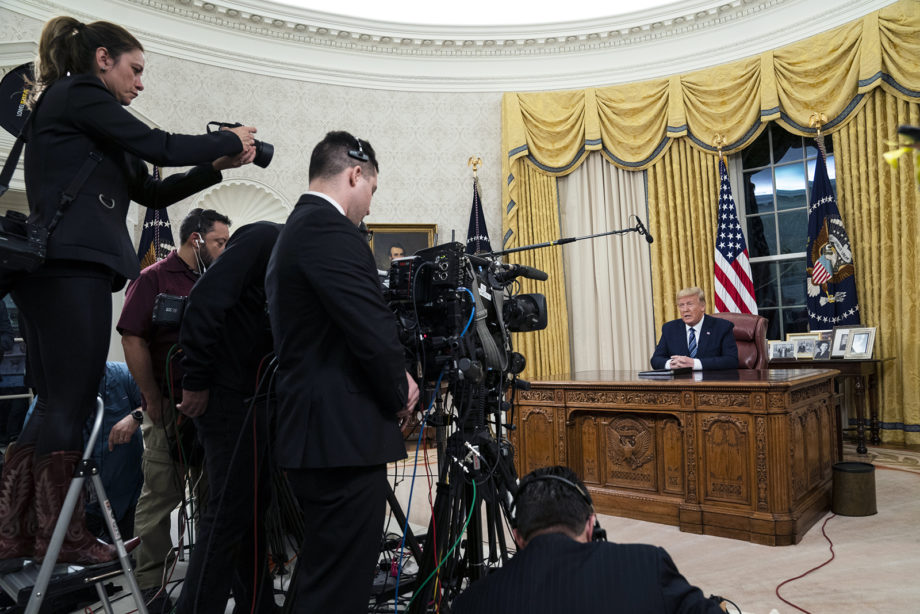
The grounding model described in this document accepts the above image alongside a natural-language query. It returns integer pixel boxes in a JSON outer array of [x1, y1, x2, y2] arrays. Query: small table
[[768, 358, 892, 455]]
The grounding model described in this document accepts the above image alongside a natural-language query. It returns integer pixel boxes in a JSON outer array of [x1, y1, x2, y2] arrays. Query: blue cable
[[459, 287, 475, 337]]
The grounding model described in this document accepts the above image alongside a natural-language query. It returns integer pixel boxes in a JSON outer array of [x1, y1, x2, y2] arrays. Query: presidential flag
[[465, 176, 492, 255], [714, 159, 757, 313], [806, 143, 860, 328], [136, 167, 175, 268]]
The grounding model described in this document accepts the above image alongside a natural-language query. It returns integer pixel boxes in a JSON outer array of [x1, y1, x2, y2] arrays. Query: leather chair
[[710, 312, 768, 369]]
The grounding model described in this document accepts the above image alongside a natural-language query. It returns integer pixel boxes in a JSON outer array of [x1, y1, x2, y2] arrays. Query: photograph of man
[[451, 466, 726, 614], [389, 242, 405, 261], [265, 131, 420, 614], [650, 287, 738, 371]]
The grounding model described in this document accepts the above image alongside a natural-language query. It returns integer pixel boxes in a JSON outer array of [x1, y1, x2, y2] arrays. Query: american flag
[[135, 166, 175, 269], [713, 158, 757, 314]]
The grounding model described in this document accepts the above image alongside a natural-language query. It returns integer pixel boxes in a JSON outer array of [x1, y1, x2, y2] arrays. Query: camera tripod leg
[[385, 481, 424, 566]]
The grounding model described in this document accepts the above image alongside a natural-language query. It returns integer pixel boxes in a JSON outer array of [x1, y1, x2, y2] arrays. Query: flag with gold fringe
[[136, 166, 175, 269]]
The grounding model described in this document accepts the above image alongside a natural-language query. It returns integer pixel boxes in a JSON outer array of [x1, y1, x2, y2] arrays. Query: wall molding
[[3, 0, 897, 92]]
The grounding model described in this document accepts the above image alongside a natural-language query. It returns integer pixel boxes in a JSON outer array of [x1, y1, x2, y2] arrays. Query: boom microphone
[[635, 217, 654, 244], [494, 264, 548, 283]]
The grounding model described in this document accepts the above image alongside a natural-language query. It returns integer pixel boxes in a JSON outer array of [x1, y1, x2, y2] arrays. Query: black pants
[[175, 386, 274, 614], [11, 263, 113, 454], [285, 464, 388, 614]]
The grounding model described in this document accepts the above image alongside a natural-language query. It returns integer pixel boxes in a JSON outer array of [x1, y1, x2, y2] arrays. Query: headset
[[348, 136, 369, 163], [512, 473, 607, 542]]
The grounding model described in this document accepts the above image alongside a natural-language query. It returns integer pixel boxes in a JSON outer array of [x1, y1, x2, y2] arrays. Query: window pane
[[806, 155, 837, 196], [777, 210, 808, 254], [742, 130, 770, 169], [743, 168, 773, 214], [783, 307, 809, 335], [779, 258, 807, 306], [773, 130, 804, 164], [746, 214, 776, 257], [775, 164, 807, 211], [805, 137, 834, 159], [751, 261, 778, 308], [760, 308, 782, 340]]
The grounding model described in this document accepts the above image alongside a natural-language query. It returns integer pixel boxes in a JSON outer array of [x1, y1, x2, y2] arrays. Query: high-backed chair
[[709, 312, 768, 369]]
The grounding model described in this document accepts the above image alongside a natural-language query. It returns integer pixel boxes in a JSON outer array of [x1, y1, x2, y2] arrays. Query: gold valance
[[501, 0, 920, 188]]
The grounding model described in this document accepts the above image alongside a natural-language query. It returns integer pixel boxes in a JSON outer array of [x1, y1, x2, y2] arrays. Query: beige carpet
[[391, 444, 920, 614]]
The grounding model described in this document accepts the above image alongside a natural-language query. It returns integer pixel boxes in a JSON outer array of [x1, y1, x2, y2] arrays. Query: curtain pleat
[[647, 140, 721, 329], [835, 89, 920, 444]]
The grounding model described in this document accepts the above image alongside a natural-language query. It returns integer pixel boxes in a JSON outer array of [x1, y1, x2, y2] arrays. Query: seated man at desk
[[651, 287, 738, 371]]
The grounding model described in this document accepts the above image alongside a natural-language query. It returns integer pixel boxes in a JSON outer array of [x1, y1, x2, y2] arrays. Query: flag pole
[[809, 112, 827, 158]]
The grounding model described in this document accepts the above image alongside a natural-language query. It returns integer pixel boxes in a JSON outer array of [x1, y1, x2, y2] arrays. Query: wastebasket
[[831, 461, 877, 516]]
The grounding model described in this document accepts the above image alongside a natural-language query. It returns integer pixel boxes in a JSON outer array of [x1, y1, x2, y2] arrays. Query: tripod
[[402, 384, 519, 614]]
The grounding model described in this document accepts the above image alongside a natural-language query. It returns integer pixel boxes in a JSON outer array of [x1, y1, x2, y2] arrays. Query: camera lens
[[253, 139, 274, 168]]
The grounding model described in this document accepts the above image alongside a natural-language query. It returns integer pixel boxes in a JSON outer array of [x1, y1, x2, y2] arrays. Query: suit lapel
[[696, 316, 714, 355]]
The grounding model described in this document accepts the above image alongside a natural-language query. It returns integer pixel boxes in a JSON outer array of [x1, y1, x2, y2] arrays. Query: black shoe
[[142, 587, 174, 614]]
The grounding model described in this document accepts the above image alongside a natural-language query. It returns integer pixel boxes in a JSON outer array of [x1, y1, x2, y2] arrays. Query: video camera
[[385, 242, 546, 391]]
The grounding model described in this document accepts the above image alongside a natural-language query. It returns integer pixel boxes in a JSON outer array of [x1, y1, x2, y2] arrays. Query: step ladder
[[0, 397, 148, 613]]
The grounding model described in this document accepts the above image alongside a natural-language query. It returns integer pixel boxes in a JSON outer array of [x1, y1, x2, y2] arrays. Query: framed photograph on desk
[[787, 333, 819, 359], [768, 340, 795, 359], [831, 327, 852, 358], [844, 327, 876, 359]]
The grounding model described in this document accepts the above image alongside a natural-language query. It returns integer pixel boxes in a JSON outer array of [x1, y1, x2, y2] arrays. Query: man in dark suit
[[651, 287, 738, 370], [452, 466, 726, 614], [265, 131, 420, 614]]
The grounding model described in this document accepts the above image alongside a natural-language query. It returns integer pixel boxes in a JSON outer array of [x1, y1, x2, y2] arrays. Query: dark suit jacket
[[24, 74, 241, 285], [451, 533, 724, 614], [265, 194, 408, 469], [650, 315, 738, 370], [180, 222, 281, 395]]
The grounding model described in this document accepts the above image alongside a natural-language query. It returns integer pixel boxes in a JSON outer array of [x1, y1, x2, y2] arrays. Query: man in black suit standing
[[265, 131, 420, 614], [452, 466, 727, 614], [650, 287, 738, 370]]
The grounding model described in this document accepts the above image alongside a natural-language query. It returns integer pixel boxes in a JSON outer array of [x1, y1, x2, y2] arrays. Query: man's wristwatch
[[131, 409, 144, 424]]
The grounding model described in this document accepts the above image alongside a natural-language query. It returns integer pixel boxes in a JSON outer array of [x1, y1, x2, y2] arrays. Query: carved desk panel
[[512, 369, 837, 546]]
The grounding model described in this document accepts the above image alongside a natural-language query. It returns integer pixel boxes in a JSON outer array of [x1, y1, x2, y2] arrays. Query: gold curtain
[[646, 140, 721, 326], [834, 90, 920, 445], [505, 161, 571, 380]]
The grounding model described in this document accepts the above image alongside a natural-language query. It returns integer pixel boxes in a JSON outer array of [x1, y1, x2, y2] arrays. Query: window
[[739, 125, 836, 340]]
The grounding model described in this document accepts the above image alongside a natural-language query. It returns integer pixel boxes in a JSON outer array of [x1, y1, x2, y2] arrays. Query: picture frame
[[366, 223, 438, 272], [831, 327, 852, 358], [786, 333, 820, 359], [844, 327, 876, 360], [768, 340, 795, 360]]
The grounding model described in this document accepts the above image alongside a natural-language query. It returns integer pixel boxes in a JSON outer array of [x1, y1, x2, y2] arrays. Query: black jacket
[[650, 315, 738, 370], [451, 533, 725, 614], [265, 194, 408, 469], [24, 73, 241, 285], [180, 221, 281, 395]]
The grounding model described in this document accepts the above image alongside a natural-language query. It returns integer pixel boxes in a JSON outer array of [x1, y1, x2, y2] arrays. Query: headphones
[[512, 473, 607, 542], [348, 136, 369, 163]]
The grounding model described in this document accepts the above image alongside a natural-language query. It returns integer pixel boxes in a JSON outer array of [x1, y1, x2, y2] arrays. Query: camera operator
[[452, 466, 727, 614], [265, 131, 420, 614], [0, 16, 255, 569], [172, 221, 282, 614], [117, 208, 230, 610]]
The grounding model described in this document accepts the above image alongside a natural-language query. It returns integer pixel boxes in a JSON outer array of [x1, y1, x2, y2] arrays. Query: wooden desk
[[769, 358, 891, 454], [512, 369, 837, 546]]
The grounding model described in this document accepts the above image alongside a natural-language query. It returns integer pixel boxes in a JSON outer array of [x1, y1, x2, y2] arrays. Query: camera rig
[[379, 241, 547, 612]]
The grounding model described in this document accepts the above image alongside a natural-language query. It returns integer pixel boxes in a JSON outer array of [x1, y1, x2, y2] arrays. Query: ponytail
[[30, 16, 143, 106]]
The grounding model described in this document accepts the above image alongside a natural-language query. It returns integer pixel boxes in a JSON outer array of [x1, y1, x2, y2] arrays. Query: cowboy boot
[[0, 443, 36, 568], [33, 450, 140, 565]]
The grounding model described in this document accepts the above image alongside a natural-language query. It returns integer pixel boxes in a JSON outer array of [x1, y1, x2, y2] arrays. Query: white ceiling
[[273, 0, 681, 26]]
